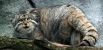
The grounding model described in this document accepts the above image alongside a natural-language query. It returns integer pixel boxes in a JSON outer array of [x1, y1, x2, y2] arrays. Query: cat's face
[[12, 13, 38, 34]]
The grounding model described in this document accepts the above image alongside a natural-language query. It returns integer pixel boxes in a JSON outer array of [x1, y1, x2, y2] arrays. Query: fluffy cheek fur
[[15, 21, 35, 34]]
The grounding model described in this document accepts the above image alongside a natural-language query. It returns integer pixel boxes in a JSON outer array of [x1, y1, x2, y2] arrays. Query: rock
[[0, 36, 103, 50], [0, 0, 31, 36]]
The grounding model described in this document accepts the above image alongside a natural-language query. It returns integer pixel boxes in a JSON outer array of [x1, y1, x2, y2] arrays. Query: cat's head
[[12, 8, 39, 34]]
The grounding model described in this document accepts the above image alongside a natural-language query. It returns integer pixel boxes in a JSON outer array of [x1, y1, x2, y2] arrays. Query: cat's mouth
[[24, 26, 29, 28]]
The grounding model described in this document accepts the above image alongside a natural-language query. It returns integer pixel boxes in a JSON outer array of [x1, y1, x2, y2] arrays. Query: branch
[[0, 36, 102, 50]]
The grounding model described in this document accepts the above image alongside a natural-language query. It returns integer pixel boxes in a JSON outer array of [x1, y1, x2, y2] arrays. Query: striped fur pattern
[[12, 4, 98, 46]]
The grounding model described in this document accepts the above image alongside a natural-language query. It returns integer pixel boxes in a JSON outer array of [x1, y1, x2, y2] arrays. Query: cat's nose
[[24, 22, 28, 25], [24, 23, 27, 25], [23, 21, 29, 28]]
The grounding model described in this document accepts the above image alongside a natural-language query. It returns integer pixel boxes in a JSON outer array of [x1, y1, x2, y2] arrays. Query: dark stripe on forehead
[[15, 13, 37, 22], [17, 14, 28, 19], [22, 14, 27, 18], [25, 14, 32, 18]]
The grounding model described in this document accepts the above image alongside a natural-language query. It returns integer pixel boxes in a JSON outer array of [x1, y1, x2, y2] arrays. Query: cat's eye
[[33, 10, 37, 13], [27, 18, 30, 20], [18, 19, 23, 21]]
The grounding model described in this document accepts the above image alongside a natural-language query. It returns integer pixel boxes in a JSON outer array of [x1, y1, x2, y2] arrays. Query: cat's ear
[[10, 17, 15, 25], [10, 15, 15, 22], [26, 8, 36, 14], [10, 16, 15, 24], [10, 15, 18, 24], [28, 8, 38, 17], [26, 8, 38, 20]]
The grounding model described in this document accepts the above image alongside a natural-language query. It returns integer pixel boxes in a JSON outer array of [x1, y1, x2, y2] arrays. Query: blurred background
[[0, 0, 103, 47]]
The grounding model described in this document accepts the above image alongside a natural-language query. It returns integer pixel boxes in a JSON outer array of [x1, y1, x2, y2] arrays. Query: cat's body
[[12, 4, 98, 46]]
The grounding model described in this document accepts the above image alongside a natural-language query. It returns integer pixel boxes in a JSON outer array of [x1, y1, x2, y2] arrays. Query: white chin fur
[[16, 22, 35, 34], [19, 26, 34, 34]]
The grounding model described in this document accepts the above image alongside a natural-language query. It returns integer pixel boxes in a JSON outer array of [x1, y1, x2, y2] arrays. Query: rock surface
[[0, 36, 103, 50], [0, 0, 31, 36]]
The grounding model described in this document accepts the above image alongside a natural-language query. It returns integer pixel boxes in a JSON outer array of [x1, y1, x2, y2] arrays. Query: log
[[0, 36, 102, 50]]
